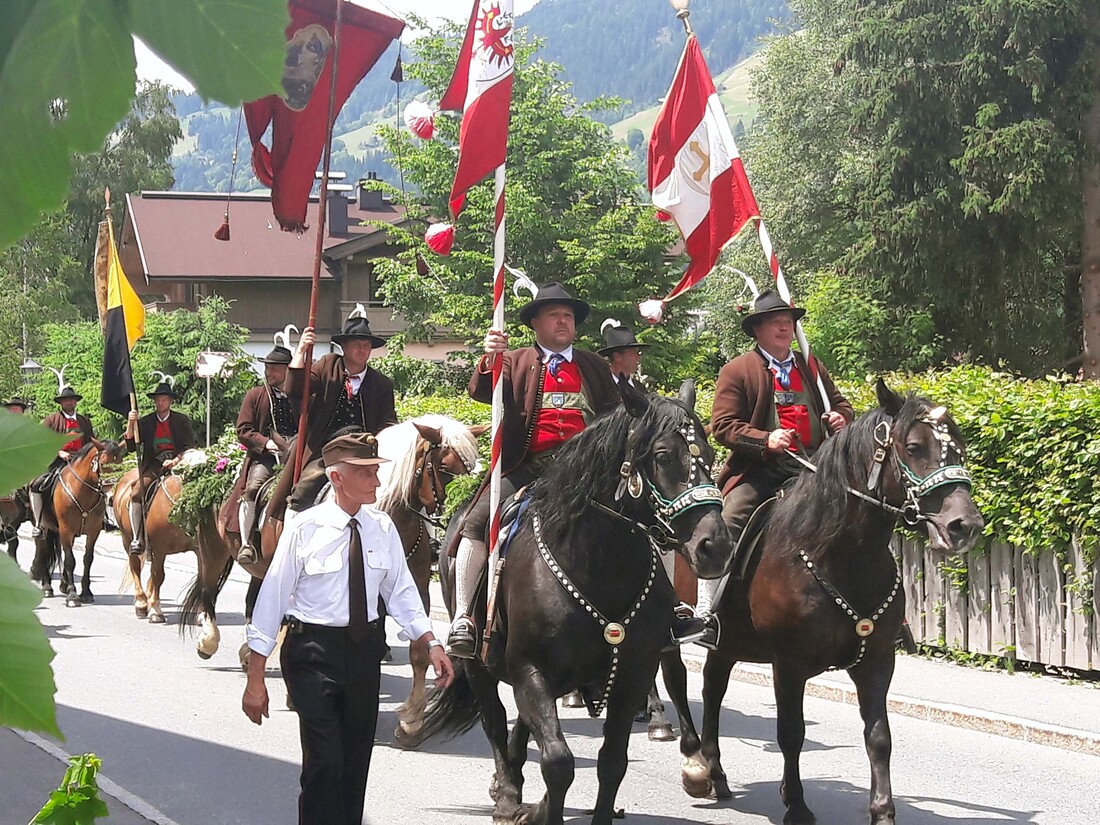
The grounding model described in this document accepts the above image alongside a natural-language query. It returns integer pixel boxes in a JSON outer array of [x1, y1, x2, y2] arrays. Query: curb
[[429, 607, 1100, 757]]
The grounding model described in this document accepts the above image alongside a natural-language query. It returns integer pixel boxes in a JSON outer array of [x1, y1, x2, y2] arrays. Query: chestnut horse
[[663, 380, 984, 825], [30, 440, 125, 606]]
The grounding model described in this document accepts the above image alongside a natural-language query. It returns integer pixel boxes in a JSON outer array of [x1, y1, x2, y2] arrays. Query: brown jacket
[[470, 346, 620, 475], [126, 410, 196, 477], [42, 412, 95, 450], [711, 349, 853, 494]]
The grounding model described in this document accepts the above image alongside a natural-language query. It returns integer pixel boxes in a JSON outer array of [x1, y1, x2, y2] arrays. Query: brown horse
[[30, 440, 125, 606], [662, 380, 984, 825], [112, 450, 222, 625], [177, 415, 483, 676], [0, 488, 30, 561]]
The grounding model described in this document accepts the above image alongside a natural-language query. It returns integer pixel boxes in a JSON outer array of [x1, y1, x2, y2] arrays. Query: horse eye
[[655, 451, 673, 466], [905, 442, 922, 456]]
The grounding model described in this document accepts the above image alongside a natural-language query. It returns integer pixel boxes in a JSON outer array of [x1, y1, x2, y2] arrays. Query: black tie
[[347, 518, 368, 642]]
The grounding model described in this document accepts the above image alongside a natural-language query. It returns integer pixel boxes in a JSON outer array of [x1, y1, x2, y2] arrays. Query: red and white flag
[[648, 35, 759, 308], [440, 0, 515, 219]]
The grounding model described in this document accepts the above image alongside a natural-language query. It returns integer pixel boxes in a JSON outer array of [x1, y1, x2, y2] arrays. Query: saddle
[[730, 474, 800, 582]]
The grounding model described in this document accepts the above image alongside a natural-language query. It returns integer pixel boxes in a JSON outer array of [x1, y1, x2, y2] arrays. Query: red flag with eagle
[[244, 0, 404, 232], [440, 0, 515, 219], [647, 34, 759, 309]]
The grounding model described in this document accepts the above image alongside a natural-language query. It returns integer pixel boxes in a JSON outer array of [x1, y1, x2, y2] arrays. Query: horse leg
[[395, 636, 429, 741], [773, 661, 814, 825], [30, 535, 55, 598], [849, 653, 897, 825], [645, 679, 675, 742], [589, 679, 654, 825], [698, 652, 735, 801], [505, 718, 531, 807], [129, 553, 149, 618], [147, 553, 167, 624], [79, 525, 100, 603], [512, 669, 573, 825], [58, 529, 82, 608], [3, 528, 16, 561], [464, 665, 522, 823]]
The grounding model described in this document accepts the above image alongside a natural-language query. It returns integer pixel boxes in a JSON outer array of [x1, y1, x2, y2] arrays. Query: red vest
[[153, 418, 174, 457], [530, 360, 588, 454], [62, 416, 83, 454], [773, 368, 823, 451]]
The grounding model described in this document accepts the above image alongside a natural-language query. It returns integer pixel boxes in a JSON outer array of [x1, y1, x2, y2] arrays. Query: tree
[[372, 26, 717, 388], [728, 0, 1096, 375]]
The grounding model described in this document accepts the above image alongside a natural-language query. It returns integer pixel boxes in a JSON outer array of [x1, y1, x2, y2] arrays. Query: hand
[[58, 450, 71, 461], [483, 329, 508, 355], [766, 428, 796, 453], [242, 683, 269, 725], [163, 457, 178, 470], [297, 327, 316, 352], [429, 644, 455, 689], [265, 439, 280, 454], [823, 411, 848, 433]]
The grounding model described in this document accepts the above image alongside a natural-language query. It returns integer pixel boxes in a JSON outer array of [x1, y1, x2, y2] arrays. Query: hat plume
[[47, 365, 68, 396], [274, 323, 299, 349]]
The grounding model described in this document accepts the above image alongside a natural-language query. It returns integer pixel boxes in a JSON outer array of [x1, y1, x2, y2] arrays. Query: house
[[118, 180, 467, 361]]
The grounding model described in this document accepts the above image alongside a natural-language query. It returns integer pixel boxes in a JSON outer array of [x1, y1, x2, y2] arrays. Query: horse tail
[[178, 557, 233, 636], [414, 660, 481, 744]]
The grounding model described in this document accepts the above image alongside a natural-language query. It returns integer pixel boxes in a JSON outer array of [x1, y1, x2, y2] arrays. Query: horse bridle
[[57, 448, 107, 533], [590, 417, 723, 550], [412, 444, 454, 525]]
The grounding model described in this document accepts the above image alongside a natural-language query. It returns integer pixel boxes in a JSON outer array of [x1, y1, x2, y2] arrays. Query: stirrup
[[237, 544, 257, 565], [446, 616, 477, 660], [693, 614, 721, 651], [128, 537, 143, 555], [30, 526, 43, 538]]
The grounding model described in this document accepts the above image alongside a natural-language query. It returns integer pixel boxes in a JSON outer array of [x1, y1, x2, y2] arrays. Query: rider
[[233, 340, 299, 565], [698, 289, 854, 646], [598, 318, 648, 388], [4, 396, 29, 414], [125, 380, 196, 553], [273, 303, 396, 521], [29, 385, 96, 538], [446, 282, 620, 658]]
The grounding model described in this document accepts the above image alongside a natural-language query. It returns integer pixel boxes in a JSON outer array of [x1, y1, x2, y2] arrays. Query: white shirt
[[537, 344, 574, 364], [348, 365, 368, 395], [246, 499, 432, 657]]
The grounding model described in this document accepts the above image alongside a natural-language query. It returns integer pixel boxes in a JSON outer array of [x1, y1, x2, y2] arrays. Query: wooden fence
[[893, 535, 1098, 672]]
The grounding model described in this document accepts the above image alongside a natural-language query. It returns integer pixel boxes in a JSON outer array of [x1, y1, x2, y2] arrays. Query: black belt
[[283, 616, 383, 635]]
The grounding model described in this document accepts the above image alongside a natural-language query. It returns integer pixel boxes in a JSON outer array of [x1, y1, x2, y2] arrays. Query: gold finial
[[668, 0, 693, 35]]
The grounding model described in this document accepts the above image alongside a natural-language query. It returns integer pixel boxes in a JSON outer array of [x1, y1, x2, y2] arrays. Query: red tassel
[[425, 222, 455, 256], [403, 101, 436, 140], [214, 212, 230, 241], [655, 210, 672, 222]]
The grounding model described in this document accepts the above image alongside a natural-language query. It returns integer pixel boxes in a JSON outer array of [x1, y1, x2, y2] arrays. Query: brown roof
[[120, 191, 409, 283]]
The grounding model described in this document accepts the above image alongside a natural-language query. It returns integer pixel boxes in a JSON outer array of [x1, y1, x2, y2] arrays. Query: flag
[[245, 0, 405, 232], [439, 0, 515, 218], [649, 35, 759, 302], [100, 220, 145, 417]]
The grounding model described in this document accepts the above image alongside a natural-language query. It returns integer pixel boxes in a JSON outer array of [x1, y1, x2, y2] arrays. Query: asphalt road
[[7, 529, 1099, 825]]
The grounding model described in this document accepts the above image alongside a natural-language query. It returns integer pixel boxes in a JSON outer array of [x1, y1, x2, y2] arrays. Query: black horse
[[418, 380, 735, 825], [661, 379, 984, 825], [0, 488, 30, 561]]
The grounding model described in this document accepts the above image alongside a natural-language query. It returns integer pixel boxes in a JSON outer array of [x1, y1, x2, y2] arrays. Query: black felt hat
[[147, 382, 180, 400], [54, 386, 83, 403], [332, 304, 387, 348], [598, 320, 650, 357], [518, 282, 591, 328], [260, 345, 293, 365], [4, 396, 30, 410], [740, 289, 806, 337]]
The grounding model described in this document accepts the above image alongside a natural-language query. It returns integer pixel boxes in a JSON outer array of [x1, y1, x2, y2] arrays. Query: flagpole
[[481, 162, 507, 661], [292, 0, 344, 485]]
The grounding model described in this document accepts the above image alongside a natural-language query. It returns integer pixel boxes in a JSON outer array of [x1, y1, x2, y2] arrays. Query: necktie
[[347, 518, 368, 642], [773, 356, 794, 390], [344, 374, 354, 400], [547, 353, 565, 377]]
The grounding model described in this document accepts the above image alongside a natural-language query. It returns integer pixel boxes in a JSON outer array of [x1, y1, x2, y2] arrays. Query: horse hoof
[[42, 587, 54, 598], [65, 596, 82, 608], [648, 723, 676, 742], [392, 725, 424, 750], [561, 690, 585, 708], [80, 592, 94, 604], [135, 606, 148, 619], [197, 647, 213, 660], [148, 613, 166, 624], [681, 756, 713, 799]]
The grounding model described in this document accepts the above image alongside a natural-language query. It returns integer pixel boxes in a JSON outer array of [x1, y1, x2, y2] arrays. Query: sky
[[136, 0, 541, 92]]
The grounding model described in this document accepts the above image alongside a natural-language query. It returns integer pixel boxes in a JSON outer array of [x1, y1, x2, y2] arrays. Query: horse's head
[[876, 379, 984, 554], [376, 416, 483, 516], [615, 379, 735, 580], [74, 440, 124, 477]]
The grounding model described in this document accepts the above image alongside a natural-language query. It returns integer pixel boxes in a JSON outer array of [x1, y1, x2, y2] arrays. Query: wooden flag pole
[[292, 0, 344, 486]]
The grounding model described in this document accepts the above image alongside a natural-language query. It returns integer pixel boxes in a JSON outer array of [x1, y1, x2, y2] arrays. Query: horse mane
[[375, 415, 479, 513], [530, 395, 693, 537], [768, 393, 944, 549]]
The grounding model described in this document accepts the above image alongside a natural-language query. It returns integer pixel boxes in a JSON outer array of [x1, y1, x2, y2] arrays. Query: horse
[[415, 380, 736, 825], [112, 450, 214, 624], [661, 379, 984, 825], [0, 488, 30, 561], [176, 415, 483, 666], [29, 440, 125, 606]]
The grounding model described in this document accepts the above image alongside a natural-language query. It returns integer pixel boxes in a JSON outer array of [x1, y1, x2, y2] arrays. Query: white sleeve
[[245, 523, 304, 657], [377, 517, 432, 642]]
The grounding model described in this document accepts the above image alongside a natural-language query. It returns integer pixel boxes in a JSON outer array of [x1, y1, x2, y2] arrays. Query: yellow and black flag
[[97, 217, 145, 417]]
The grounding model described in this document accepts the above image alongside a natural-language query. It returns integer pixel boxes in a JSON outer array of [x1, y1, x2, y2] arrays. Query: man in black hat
[[125, 379, 196, 553], [4, 396, 29, 414], [272, 304, 396, 523], [598, 318, 649, 387], [243, 432, 453, 825], [446, 281, 623, 657], [29, 384, 96, 538], [232, 339, 299, 565], [697, 289, 853, 645]]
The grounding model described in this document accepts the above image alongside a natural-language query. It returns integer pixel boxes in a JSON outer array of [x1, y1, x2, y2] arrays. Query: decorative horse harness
[[405, 441, 471, 560], [789, 405, 972, 669], [532, 416, 723, 715], [56, 451, 107, 535]]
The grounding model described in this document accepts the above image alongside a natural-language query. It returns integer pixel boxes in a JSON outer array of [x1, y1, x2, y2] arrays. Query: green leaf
[[129, 0, 288, 105], [0, 410, 68, 492], [0, 0, 135, 250], [0, 553, 59, 737]]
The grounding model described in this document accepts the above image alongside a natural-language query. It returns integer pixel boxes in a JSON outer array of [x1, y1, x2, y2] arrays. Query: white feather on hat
[[47, 365, 68, 396], [600, 318, 622, 335], [273, 323, 299, 349]]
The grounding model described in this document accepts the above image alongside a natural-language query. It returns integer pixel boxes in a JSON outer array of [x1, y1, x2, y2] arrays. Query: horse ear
[[468, 424, 490, 439], [678, 378, 696, 412], [618, 376, 650, 418], [412, 422, 442, 445], [875, 378, 904, 416]]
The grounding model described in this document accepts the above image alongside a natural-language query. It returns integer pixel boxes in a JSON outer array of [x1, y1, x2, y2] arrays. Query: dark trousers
[[243, 454, 276, 501], [281, 620, 386, 825], [721, 456, 802, 544], [289, 456, 327, 512], [459, 461, 540, 541]]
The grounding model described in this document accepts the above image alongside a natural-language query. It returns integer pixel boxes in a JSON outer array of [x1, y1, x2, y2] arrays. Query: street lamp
[[19, 356, 41, 385]]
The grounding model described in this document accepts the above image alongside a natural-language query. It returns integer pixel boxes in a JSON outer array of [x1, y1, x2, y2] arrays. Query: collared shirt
[[757, 346, 795, 388], [537, 344, 574, 365], [246, 499, 432, 657], [347, 366, 368, 396]]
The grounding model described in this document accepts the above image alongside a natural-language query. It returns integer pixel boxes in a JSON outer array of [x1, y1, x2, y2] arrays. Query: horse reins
[[57, 450, 107, 534]]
